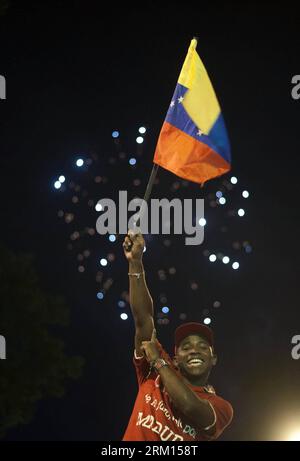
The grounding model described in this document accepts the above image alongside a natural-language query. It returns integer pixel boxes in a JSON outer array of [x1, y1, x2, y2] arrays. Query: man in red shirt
[[122, 231, 233, 442]]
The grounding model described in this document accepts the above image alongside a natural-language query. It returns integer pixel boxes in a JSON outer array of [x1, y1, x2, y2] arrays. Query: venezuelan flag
[[153, 38, 231, 185]]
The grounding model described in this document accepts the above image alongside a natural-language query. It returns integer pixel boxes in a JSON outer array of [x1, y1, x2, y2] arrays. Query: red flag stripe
[[153, 122, 231, 185]]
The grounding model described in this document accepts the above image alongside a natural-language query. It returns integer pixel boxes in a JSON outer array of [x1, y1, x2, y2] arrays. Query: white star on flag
[[197, 129, 203, 136], [170, 100, 175, 107], [178, 96, 184, 103]]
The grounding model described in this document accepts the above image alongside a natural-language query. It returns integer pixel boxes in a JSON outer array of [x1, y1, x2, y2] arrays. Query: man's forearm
[[128, 260, 153, 324], [157, 365, 215, 429]]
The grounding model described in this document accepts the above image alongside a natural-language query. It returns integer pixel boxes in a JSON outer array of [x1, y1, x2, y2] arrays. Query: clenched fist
[[123, 230, 145, 262]]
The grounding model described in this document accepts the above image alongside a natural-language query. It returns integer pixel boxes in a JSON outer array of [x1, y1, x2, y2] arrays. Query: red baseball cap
[[174, 322, 214, 351]]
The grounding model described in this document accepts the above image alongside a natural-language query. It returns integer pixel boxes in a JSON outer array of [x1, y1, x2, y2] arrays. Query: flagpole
[[133, 163, 159, 230], [123, 163, 159, 251], [142, 163, 160, 204]]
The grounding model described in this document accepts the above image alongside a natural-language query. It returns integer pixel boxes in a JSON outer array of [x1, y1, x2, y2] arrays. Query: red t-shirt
[[123, 343, 233, 441]]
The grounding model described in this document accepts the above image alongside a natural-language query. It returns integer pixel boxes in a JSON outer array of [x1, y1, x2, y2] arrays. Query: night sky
[[1, 2, 300, 441]]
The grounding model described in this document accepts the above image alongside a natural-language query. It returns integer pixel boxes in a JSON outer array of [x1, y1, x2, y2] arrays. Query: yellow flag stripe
[[178, 39, 221, 134]]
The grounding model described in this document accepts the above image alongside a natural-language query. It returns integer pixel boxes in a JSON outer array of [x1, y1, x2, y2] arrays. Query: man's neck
[[182, 374, 208, 387]]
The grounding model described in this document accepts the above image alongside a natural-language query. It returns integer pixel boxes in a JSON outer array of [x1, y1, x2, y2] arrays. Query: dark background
[[0, 1, 300, 441]]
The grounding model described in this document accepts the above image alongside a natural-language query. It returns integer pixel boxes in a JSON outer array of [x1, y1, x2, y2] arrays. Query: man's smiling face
[[174, 334, 217, 384]]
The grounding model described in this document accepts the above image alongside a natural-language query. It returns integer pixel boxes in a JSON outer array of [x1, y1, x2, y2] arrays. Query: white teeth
[[188, 359, 203, 365]]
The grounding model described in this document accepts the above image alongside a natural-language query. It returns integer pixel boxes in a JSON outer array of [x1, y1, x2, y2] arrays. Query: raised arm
[[123, 231, 154, 356]]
